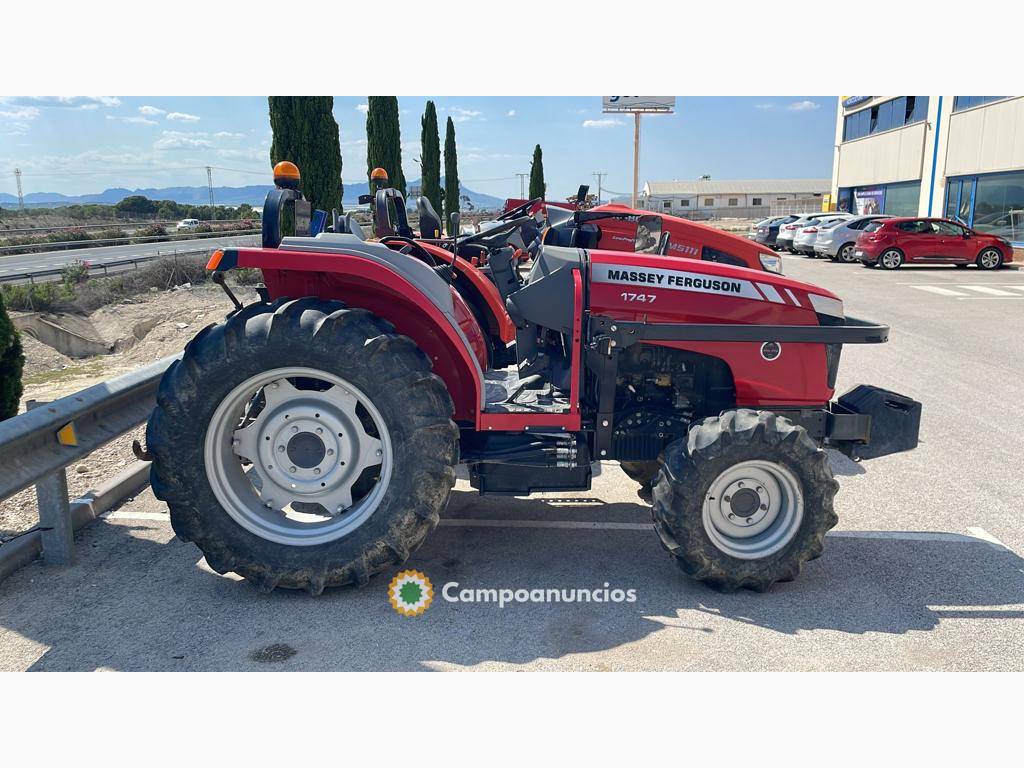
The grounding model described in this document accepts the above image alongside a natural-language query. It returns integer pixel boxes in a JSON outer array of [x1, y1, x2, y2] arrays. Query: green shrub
[[232, 268, 263, 286], [0, 280, 73, 312], [136, 224, 169, 242], [0, 289, 24, 420], [61, 259, 91, 285]]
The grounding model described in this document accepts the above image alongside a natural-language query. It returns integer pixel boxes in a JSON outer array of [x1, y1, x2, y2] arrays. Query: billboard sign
[[842, 95, 872, 110], [603, 96, 675, 113], [853, 186, 884, 215]]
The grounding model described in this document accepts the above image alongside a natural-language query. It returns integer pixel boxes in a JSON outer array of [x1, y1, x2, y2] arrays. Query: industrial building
[[639, 178, 830, 220], [831, 96, 1024, 246]]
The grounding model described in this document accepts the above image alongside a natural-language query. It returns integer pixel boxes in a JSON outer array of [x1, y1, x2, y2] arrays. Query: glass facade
[[945, 171, 1024, 242], [838, 181, 920, 216], [843, 97, 929, 141], [953, 96, 1008, 112]]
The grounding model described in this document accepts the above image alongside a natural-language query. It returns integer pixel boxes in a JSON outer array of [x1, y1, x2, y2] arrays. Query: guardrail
[[0, 226, 259, 256], [0, 246, 242, 284], [0, 219, 254, 237], [0, 356, 176, 575]]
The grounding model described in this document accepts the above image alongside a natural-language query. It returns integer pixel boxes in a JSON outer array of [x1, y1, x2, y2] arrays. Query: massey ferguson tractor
[[144, 162, 921, 594]]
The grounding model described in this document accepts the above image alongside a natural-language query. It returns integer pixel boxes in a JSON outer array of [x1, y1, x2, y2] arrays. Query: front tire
[[651, 410, 838, 592], [147, 298, 459, 594], [976, 248, 1003, 270]]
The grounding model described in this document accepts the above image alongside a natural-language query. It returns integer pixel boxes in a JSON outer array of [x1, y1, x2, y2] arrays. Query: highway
[[0, 234, 260, 281]]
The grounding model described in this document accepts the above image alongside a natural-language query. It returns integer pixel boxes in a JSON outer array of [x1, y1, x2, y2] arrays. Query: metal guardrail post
[[26, 400, 76, 566]]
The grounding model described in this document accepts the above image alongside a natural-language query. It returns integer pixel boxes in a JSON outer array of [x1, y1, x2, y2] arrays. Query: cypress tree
[[268, 96, 344, 212], [529, 144, 545, 199], [443, 116, 460, 234], [420, 101, 443, 215], [366, 96, 406, 198], [0, 290, 24, 421]]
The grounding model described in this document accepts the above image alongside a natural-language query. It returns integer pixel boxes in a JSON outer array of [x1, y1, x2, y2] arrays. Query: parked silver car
[[792, 214, 854, 255], [775, 213, 827, 252], [813, 215, 892, 261], [747, 216, 773, 240]]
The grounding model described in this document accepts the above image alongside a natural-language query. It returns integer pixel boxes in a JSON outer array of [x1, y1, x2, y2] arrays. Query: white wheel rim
[[702, 460, 804, 560], [204, 367, 393, 546], [981, 250, 999, 268]]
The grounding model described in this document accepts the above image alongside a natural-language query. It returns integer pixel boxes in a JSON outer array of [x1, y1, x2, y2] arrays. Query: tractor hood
[[587, 249, 844, 323]]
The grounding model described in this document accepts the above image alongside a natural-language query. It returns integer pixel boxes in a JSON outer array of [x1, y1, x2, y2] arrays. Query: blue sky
[[0, 96, 838, 201]]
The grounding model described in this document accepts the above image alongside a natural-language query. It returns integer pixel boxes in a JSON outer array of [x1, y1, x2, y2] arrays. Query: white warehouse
[[639, 178, 830, 220]]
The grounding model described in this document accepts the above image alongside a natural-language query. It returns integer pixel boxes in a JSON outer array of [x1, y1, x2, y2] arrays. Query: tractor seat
[[417, 196, 444, 239]]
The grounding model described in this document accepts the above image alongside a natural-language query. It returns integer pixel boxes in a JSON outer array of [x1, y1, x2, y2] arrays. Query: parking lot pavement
[[2, 258, 1023, 672]]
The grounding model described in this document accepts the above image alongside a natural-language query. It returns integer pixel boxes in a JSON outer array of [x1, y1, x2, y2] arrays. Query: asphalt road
[[1, 256, 1023, 671], [0, 234, 259, 279]]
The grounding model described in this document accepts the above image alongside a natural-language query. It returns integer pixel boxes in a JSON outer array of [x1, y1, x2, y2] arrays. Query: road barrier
[[0, 226, 259, 256], [0, 356, 177, 577], [0, 247, 223, 284]]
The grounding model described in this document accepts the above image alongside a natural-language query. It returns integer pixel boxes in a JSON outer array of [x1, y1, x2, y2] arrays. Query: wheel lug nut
[[376, 449, 383, 457], [316, 428, 323, 435], [278, 445, 285, 453], [291, 426, 298, 433], [314, 468, 321, 475], [724, 495, 731, 502], [289, 466, 297, 473], [760, 504, 767, 510], [327, 449, 334, 456]]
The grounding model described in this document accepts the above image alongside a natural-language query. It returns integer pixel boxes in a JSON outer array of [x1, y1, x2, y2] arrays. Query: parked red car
[[854, 217, 1011, 270]]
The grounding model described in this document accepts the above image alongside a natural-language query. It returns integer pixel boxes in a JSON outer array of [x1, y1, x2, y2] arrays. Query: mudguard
[[209, 244, 485, 423]]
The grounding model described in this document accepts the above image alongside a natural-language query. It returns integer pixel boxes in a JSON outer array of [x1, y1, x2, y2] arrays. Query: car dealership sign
[[842, 96, 872, 109], [603, 96, 676, 113]]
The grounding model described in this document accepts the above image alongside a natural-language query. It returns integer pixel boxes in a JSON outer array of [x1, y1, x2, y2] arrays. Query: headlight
[[759, 253, 783, 273]]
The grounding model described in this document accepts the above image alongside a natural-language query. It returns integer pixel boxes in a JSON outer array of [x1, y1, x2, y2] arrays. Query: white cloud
[[787, 100, 820, 112], [582, 118, 624, 128], [446, 107, 484, 123], [755, 103, 774, 110], [155, 130, 212, 150], [214, 131, 245, 139], [107, 115, 157, 125], [506, 109, 516, 117], [355, 103, 369, 114], [1, 96, 120, 110], [0, 105, 40, 121], [139, 105, 166, 116], [166, 112, 201, 122]]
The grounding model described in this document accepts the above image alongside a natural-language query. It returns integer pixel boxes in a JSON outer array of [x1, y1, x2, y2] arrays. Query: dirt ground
[[1, 284, 238, 539]]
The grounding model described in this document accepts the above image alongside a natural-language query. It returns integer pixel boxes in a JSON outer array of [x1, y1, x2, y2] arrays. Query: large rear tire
[[651, 410, 838, 592], [147, 298, 459, 594]]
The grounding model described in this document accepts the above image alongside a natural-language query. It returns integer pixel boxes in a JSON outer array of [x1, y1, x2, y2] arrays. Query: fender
[[404, 239, 516, 344], [209, 247, 484, 423]]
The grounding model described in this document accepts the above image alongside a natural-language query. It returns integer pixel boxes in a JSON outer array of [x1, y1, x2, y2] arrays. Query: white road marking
[[913, 286, 968, 297], [97, 512, 1015, 555], [959, 285, 1019, 296]]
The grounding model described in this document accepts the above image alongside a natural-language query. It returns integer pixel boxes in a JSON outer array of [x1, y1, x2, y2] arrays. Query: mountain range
[[0, 177, 505, 211]]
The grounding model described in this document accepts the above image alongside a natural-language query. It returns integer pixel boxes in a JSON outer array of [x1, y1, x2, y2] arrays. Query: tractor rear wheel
[[651, 410, 838, 592], [147, 298, 459, 594]]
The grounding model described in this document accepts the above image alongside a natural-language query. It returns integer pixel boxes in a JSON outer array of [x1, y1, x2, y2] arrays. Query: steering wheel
[[497, 198, 542, 222], [457, 216, 535, 248]]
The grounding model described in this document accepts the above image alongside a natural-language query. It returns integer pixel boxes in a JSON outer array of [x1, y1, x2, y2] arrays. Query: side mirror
[[357, 194, 373, 205], [449, 211, 461, 236]]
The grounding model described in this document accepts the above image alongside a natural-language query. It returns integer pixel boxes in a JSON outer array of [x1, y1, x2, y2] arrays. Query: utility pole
[[592, 171, 607, 205], [206, 166, 215, 217], [632, 113, 641, 208], [14, 168, 24, 212], [515, 172, 528, 200]]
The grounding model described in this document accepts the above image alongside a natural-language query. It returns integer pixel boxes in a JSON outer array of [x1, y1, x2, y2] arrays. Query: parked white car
[[792, 214, 854, 256], [813, 215, 891, 261], [175, 218, 201, 231]]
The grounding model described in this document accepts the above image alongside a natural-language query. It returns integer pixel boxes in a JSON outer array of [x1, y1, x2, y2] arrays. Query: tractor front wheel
[[651, 410, 838, 592], [147, 298, 459, 594]]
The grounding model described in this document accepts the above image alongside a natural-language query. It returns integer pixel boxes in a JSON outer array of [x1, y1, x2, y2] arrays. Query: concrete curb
[[0, 460, 151, 583]]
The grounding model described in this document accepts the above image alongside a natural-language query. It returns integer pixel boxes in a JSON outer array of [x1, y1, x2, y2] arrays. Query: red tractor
[[146, 163, 920, 594]]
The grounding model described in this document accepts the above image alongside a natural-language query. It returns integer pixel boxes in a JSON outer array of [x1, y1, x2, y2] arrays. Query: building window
[[953, 96, 1008, 112], [663, 200, 672, 209], [882, 182, 920, 217], [728, 198, 738, 206], [704, 198, 714, 206], [843, 96, 929, 141], [971, 171, 1024, 242], [752, 197, 763, 206]]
